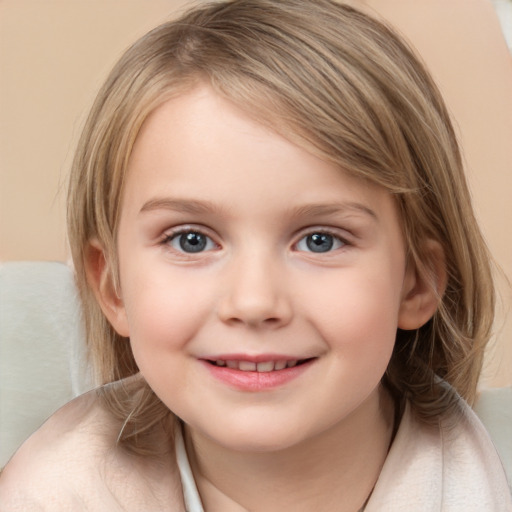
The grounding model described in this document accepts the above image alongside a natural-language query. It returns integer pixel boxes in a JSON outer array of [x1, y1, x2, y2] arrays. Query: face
[[110, 86, 414, 452]]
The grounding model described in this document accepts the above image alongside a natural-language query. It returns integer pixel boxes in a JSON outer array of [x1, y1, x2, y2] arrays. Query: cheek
[[304, 267, 403, 360], [119, 265, 215, 360]]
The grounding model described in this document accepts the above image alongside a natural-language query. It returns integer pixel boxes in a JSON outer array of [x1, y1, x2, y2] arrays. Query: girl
[[1, 0, 510, 510]]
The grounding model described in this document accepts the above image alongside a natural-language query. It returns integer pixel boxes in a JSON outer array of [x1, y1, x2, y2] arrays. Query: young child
[[1, 0, 510, 510]]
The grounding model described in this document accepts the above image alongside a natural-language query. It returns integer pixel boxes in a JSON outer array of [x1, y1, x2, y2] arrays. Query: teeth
[[212, 359, 300, 372], [275, 360, 287, 370], [239, 361, 257, 371], [256, 361, 274, 373]]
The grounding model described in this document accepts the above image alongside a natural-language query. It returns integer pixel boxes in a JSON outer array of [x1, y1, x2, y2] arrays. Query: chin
[[202, 418, 312, 454], [221, 433, 303, 453]]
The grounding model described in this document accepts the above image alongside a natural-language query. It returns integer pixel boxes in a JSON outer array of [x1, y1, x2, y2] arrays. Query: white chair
[[0, 261, 93, 467], [474, 386, 512, 488]]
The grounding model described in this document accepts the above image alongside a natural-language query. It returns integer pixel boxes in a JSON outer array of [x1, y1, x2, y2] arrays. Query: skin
[[93, 85, 442, 511]]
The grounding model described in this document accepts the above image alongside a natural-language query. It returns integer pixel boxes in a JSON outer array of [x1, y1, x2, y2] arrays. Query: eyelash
[[159, 226, 351, 255]]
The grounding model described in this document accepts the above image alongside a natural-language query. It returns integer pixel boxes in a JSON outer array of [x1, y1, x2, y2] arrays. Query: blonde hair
[[68, 0, 494, 453]]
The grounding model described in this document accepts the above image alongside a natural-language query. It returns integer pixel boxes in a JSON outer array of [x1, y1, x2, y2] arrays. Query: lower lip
[[201, 360, 314, 391]]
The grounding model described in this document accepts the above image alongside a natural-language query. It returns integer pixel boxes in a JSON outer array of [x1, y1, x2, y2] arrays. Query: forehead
[[122, 85, 399, 227]]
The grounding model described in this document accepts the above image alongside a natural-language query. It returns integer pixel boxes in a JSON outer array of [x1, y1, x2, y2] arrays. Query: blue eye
[[167, 231, 216, 253], [296, 232, 344, 253]]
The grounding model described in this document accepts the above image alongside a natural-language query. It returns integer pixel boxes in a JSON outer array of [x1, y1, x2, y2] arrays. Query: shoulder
[[0, 390, 108, 509], [368, 397, 512, 511], [0, 387, 185, 511], [439, 396, 512, 508]]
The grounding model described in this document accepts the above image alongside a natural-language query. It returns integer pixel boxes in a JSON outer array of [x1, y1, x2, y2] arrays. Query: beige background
[[1, 0, 511, 387]]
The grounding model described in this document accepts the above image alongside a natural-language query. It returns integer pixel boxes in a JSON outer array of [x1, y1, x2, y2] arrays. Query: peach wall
[[0, 0, 189, 261], [1, 0, 510, 386]]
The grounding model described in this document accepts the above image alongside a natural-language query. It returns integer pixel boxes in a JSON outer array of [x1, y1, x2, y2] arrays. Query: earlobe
[[398, 240, 447, 330], [85, 239, 130, 337]]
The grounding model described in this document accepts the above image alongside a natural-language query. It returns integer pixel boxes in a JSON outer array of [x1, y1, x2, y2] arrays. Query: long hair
[[68, 0, 495, 454]]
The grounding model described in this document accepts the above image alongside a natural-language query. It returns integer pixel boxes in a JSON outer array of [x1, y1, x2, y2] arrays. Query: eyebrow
[[139, 197, 377, 221], [139, 198, 221, 215], [291, 202, 378, 221]]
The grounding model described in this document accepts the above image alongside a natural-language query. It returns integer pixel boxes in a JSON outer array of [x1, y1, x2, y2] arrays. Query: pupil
[[180, 232, 207, 253], [306, 233, 333, 253]]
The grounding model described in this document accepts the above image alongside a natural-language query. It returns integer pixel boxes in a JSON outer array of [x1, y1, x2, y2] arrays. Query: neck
[[185, 387, 395, 512]]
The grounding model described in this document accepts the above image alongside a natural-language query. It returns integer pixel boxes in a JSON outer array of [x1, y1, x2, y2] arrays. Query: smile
[[208, 359, 305, 372], [201, 357, 316, 391]]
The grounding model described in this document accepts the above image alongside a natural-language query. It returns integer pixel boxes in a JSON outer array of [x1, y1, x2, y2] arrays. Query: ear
[[84, 239, 130, 337], [398, 240, 447, 330]]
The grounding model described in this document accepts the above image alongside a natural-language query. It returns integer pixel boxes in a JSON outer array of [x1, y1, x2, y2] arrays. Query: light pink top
[[1, 389, 510, 510], [366, 401, 511, 511], [175, 400, 512, 511]]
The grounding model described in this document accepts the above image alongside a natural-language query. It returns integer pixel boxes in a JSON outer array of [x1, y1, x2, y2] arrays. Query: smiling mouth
[[205, 359, 314, 372]]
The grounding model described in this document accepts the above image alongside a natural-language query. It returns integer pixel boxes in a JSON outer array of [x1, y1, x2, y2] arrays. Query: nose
[[217, 252, 293, 329]]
